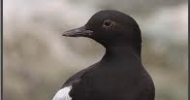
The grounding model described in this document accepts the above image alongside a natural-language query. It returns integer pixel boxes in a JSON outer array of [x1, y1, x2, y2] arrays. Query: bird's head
[[63, 10, 142, 48]]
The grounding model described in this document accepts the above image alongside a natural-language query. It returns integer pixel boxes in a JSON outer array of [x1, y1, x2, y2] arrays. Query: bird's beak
[[62, 26, 93, 37]]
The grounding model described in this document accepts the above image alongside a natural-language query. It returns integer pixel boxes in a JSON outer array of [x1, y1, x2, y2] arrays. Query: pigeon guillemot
[[52, 10, 155, 100]]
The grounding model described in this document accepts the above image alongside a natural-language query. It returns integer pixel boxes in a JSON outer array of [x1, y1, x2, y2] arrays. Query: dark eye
[[103, 20, 112, 27]]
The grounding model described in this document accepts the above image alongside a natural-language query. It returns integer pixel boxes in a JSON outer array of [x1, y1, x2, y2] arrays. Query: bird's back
[[60, 57, 155, 100]]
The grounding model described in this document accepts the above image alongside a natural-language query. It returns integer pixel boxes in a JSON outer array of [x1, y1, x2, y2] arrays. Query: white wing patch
[[52, 86, 72, 100]]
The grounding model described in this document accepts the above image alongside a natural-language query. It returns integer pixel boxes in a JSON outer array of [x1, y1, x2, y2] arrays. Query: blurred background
[[3, 0, 188, 100]]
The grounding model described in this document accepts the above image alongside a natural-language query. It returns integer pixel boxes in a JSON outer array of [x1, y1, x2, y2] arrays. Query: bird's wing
[[62, 63, 98, 87], [52, 63, 98, 100], [52, 86, 72, 100]]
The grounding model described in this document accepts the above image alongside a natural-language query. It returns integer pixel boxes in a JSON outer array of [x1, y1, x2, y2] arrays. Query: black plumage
[[53, 10, 155, 100]]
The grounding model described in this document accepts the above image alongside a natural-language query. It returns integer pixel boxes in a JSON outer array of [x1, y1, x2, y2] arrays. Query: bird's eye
[[103, 20, 113, 28]]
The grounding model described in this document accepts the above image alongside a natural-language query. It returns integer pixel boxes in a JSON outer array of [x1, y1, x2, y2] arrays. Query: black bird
[[52, 10, 155, 100]]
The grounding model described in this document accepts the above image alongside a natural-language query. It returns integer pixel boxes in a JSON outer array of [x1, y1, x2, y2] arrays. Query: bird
[[52, 10, 155, 100]]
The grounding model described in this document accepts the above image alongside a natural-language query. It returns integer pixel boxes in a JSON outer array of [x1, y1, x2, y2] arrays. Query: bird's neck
[[102, 44, 141, 61]]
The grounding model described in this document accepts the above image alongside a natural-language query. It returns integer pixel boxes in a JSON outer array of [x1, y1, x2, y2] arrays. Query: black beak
[[62, 26, 93, 37]]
